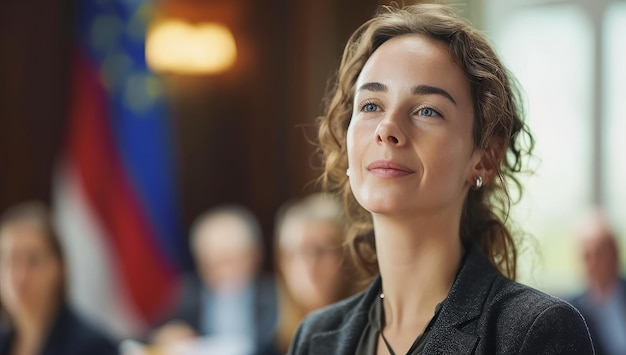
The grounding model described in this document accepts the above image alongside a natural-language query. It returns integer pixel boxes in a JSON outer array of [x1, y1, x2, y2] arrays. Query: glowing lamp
[[146, 20, 237, 75]]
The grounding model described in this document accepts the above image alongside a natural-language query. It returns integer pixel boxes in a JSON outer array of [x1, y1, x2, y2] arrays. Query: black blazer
[[0, 305, 118, 355], [288, 243, 594, 354]]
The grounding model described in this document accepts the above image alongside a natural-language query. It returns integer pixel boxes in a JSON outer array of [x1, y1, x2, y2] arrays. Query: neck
[[12, 301, 59, 344], [373, 211, 463, 330], [12, 319, 48, 355]]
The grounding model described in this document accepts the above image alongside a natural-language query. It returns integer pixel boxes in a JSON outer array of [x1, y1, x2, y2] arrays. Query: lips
[[366, 160, 415, 178]]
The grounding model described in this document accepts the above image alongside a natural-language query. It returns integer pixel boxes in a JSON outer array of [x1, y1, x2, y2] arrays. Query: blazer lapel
[[309, 313, 368, 355], [310, 277, 382, 355], [423, 243, 498, 354], [306, 244, 497, 355]]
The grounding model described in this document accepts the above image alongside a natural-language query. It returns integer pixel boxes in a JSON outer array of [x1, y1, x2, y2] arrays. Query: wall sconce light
[[146, 20, 237, 75]]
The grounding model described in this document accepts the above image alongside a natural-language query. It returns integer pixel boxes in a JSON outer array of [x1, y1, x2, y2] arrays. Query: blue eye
[[361, 102, 378, 112], [418, 107, 441, 117]]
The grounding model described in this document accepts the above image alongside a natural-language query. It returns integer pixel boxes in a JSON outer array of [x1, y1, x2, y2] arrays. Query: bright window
[[489, 4, 594, 294], [604, 3, 626, 240]]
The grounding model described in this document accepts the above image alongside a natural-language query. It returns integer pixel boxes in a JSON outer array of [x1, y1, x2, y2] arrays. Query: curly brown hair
[[317, 4, 534, 281]]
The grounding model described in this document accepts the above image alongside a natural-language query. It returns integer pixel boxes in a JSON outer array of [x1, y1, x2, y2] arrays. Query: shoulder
[[179, 273, 204, 299], [48, 307, 119, 355], [253, 274, 280, 347], [431, 244, 594, 354], [299, 291, 367, 333], [0, 327, 13, 355], [255, 273, 278, 299], [566, 289, 590, 317], [288, 287, 372, 355], [488, 275, 571, 315], [485, 276, 594, 354]]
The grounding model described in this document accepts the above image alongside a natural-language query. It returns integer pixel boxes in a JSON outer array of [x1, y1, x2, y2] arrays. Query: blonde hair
[[317, 4, 534, 280], [276, 193, 346, 250]]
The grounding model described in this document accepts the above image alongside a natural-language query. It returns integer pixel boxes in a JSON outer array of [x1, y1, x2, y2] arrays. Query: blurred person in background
[[270, 193, 359, 353], [150, 205, 277, 354], [570, 208, 626, 355], [288, 3, 593, 354], [0, 201, 118, 355]]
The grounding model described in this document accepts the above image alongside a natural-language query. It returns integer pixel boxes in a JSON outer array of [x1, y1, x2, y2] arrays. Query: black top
[[355, 292, 441, 355], [0, 305, 119, 355], [288, 242, 595, 354]]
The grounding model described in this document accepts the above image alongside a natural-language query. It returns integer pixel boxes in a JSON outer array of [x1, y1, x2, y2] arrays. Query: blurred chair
[[569, 208, 626, 355], [270, 193, 360, 354], [0, 201, 118, 355], [150, 205, 277, 355]]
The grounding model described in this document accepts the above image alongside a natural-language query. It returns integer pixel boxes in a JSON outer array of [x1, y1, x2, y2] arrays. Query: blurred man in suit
[[151, 205, 277, 354], [570, 208, 626, 355]]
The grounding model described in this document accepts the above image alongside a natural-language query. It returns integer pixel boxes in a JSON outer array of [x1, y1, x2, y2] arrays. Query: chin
[[357, 194, 410, 216], [354, 184, 418, 212]]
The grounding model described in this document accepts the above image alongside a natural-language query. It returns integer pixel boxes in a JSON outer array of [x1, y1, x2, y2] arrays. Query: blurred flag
[[53, 0, 184, 337]]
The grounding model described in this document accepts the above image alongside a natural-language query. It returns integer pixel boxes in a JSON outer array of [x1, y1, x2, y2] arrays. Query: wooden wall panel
[[0, 0, 379, 270]]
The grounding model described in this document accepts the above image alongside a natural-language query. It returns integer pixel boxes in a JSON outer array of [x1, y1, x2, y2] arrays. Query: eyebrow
[[412, 85, 456, 105], [357, 82, 457, 106], [358, 82, 387, 92]]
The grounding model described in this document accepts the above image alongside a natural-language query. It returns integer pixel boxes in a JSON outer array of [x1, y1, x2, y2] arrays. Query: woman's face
[[0, 224, 63, 317], [347, 34, 483, 218]]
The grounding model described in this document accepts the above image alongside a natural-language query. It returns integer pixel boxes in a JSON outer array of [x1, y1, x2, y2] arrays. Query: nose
[[375, 112, 406, 146]]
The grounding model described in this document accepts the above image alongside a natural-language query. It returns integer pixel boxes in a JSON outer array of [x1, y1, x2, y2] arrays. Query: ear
[[468, 138, 504, 187]]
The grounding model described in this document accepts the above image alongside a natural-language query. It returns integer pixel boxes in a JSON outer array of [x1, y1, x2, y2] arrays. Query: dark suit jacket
[[165, 274, 278, 352], [288, 243, 594, 354], [0, 305, 118, 355], [569, 278, 626, 355]]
